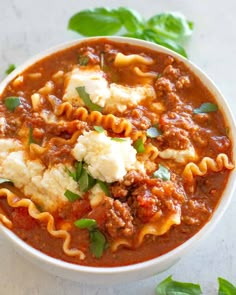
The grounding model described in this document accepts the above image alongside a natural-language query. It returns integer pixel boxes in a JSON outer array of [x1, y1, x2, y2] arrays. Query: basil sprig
[[74, 218, 107, 258], [68, 7, 193, 57], [155, 276, 236, 295], [193, 102, 218, 114], [76, 86, 102, 112], [156, 276, 202, 295], [153, 164, 170, 181], [4, 97, 21, 111]]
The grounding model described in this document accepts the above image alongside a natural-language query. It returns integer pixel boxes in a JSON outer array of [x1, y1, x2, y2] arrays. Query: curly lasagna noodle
[[0, 39, 234, 266]]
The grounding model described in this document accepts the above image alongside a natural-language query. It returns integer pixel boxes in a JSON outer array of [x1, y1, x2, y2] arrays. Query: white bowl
[[0, 36, 235, 285]]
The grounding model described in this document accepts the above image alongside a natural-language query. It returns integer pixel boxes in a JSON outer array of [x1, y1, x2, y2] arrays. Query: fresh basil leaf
[[68, 7, 122, 36], [141, 29, 188, 57], [5, 97, 21, 111], [0, 178, 12, 184], [79, 168, 96, 192], [156, 275, 202, 295], [146, 125, 162, 138], [90, 229, 107, 258], [218, 277, 236, 295], [64, 189, 81, 202], [78, 55, 89, 66], [133, 138, 145, 153], [65, 166, 77, 181], [76, 86, 102, 112], [111, 137, 126, 142], [5, 64, 16, 75], [153, 164, 170, 181], [74, 218, 97, 230], [116, 7, 144, 33], [193, 102, 218, 114], [147, 12, 194, 40], [94, 126, 105, 133], [97, 180, 111, 197], [75, 161, 83, 181]]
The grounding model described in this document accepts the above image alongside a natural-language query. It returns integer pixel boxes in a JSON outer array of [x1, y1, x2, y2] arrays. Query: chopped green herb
[[79, 168, 96, 192], [74, 218, 97, 229], [97, 180, 111, 197], [4, 97, 21, 111], [78, 55, 89, 66], [65, 166, 77, 181], [94, 126, 105, 133], [218, 277, 236, 295], [90, 229, 107, 258], [146, 125, 162, 138], [75, 161, 83, 181], [153, 164, 170, 181], [64, 189, 81, 202], [193, 102, 218, 114], [5, 64, 16, 75], [134, 138, 145, 153], [76, 86, 102, 112], [156, 275, 202, 295], [111, 137, 126, 142], [0, 178, 12, 184], [29, 127, 36, 144]]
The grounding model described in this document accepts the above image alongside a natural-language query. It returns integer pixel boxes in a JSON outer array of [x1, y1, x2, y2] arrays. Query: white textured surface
[[0, 0, 236, 294]]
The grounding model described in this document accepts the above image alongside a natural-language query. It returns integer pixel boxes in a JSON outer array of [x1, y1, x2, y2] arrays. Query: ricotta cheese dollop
[[72, 131, 142, 183]]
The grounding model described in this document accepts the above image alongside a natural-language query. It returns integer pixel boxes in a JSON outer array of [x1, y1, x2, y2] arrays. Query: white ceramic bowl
[[0, 37, 235, 285]]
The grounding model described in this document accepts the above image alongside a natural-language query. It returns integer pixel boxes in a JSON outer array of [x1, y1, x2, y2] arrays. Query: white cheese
[[0, 147, 80, 212], [158, 145, 197, 164], [89, 183, 105, 208], [63, 66, 110, 107], [105, 83, 156, 112], [72, 131, 142, 183]]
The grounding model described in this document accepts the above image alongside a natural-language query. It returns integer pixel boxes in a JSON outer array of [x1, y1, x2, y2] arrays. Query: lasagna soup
[[0, 39, 234, 266]]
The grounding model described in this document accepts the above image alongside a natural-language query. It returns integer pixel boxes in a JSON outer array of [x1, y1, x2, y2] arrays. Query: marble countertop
[[0, 0, 235, 294]]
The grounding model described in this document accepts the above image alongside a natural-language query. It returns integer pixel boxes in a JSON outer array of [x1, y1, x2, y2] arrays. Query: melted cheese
[[159, 145, 197, 164]]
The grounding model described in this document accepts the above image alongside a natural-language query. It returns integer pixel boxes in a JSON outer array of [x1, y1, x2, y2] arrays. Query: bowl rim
[[0, 36, 235, 275]]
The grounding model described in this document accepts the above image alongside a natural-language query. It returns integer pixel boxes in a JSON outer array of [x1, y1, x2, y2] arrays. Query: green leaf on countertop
[[133, 138, 145, 153], [156, 275, 202, 295], [64, 189, 81, 202], [193, 102, 218, 114], [76, 86, 102, 112], [5, 64, 16, 75], [218, 277, 236, 295], [153, 164, 170, 181], [67, 8, 193, 58], [68, 7, 122, 36], [4, 96, 21, 111], [147, 12, 194, 40]]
